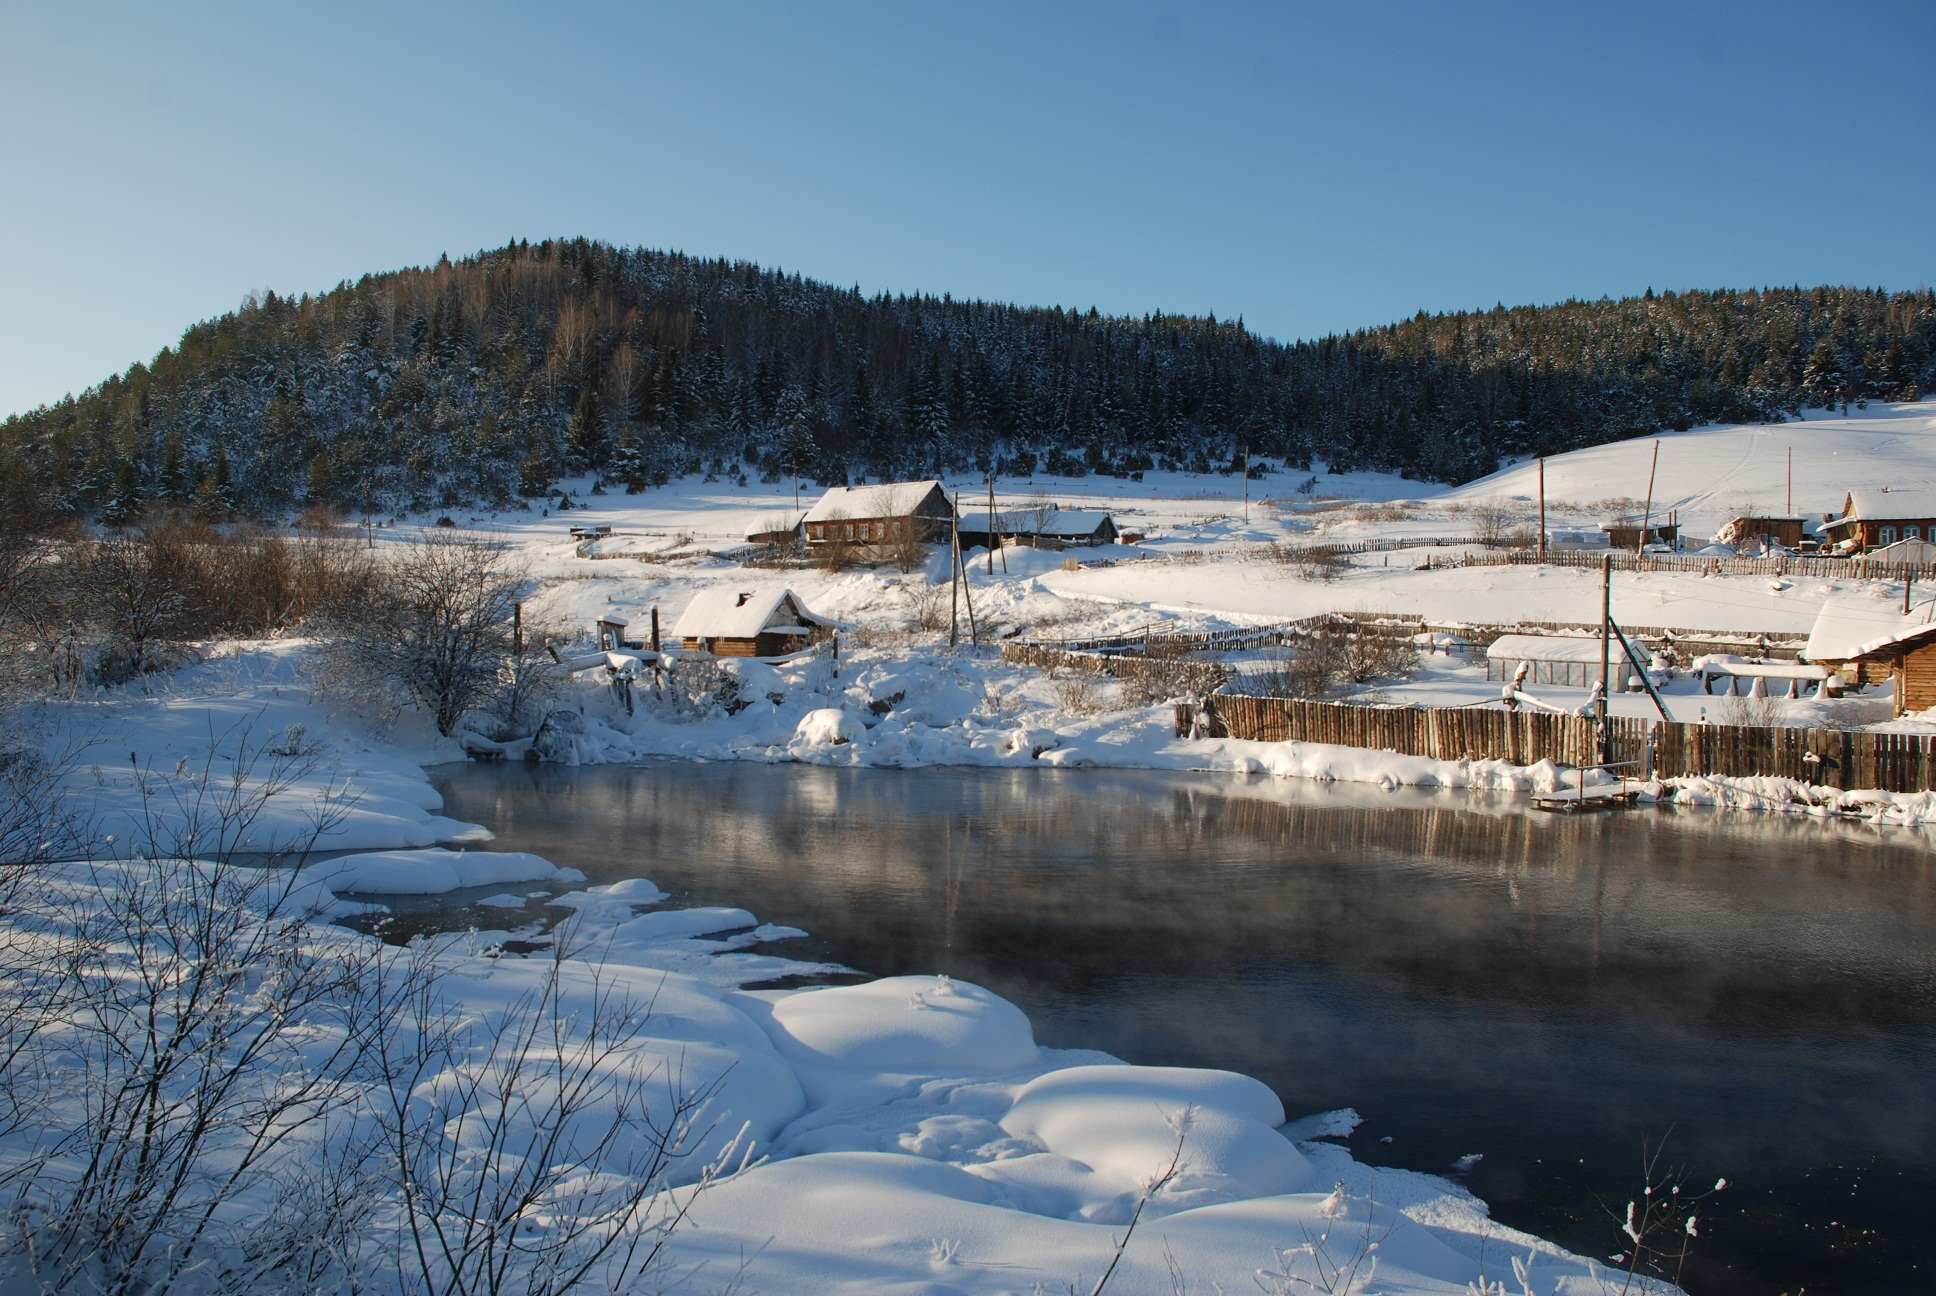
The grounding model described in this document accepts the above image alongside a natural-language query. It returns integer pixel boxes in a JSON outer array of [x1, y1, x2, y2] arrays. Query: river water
[[428, 761, 1936, 1295]]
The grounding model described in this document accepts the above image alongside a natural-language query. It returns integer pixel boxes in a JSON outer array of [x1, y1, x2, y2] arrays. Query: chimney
[[736, 592, 752, 606]]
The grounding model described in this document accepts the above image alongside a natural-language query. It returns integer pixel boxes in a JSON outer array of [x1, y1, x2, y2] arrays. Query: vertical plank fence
[[1174, 695, 1936, 793]]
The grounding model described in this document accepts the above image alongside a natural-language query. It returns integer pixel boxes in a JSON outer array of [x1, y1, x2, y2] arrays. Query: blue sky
[[3, 1, 1930, 419]]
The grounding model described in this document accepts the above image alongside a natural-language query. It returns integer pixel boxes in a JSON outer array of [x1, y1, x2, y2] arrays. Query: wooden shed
[[670, 588, 831, 658], [802, 480, 953, 548], [1804, 596, 1936, 715], [1820, 488, 1936, 552], [1485, 633, 1631, 692], [1716, 514, 1806, 550], [956, 506, 1119, 550], [1600, 513, 1678, 550]]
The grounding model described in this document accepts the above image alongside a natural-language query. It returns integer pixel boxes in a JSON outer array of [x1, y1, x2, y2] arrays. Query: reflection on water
[[432, 761, 1936, 1296]]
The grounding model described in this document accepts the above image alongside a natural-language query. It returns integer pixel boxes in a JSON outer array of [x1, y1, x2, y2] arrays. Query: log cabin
[[1804, 595, 1936, 716], [1819, 488, 1936, 552], [670, 588, 832, 658], [802, 480, 953, 549]]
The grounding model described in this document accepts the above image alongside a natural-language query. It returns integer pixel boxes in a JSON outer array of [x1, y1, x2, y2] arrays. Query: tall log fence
[[1172, 695, 1936, 793]]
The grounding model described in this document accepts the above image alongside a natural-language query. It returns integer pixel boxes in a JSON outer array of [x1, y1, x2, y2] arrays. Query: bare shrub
[[1714, 690, 1785, 728], [1053, 676, 1104, 714], [904, 579, 950, 632], [78, 534, 191, 682], [660, 655, 746, 718], [1262, 622, 1418, 697], [1117, 658, 1230, 706], [0, 734, 732, 1296], [316, 535, 522, 736], [493, 621, 566, 738], [1469, 502, 1513, 547]]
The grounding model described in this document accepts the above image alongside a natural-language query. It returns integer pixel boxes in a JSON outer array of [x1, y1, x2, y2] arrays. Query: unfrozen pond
[[428, 762, 1936, 1295]]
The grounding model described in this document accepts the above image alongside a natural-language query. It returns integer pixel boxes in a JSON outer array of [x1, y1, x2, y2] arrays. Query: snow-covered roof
[[803, 480, 946, 524], [668, 588, 829, 639], [1485, 634, 1615, 664], [1827, 487, 1936, 526], [1870, 537, 1936, 564], [1804, 595, 1936, 662], [958, 507, 1115, 537]]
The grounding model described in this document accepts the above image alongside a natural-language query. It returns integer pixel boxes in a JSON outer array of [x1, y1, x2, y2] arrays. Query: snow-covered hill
[[1442, 400, 1936, 540]]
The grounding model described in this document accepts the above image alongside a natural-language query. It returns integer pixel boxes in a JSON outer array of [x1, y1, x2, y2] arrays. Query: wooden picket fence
[[1172, 694, 1936, 793]]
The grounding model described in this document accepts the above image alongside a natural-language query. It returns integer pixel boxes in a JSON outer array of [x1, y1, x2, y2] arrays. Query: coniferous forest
[[3, 236, 1932, 523]]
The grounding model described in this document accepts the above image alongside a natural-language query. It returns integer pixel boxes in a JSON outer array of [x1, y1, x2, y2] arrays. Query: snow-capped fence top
[[1175, 694, 1936, 794]]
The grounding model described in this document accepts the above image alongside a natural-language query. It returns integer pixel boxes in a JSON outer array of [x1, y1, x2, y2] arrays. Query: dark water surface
[[429, 761, 1936, 1295]]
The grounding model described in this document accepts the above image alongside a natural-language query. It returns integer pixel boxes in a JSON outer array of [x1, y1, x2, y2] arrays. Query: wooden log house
[[801, 480, 954, 550], [1804, 595, 1936, 716], [670, 588, 832, 658], [1820, 488, 1936, 553]]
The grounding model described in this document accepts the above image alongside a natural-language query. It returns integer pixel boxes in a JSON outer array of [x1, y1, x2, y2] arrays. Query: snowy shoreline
[[7, 645, 1709, 1295]]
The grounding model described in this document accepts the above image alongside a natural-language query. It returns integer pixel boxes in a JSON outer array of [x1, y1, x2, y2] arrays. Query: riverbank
[[7, 645, 1686, 1295]]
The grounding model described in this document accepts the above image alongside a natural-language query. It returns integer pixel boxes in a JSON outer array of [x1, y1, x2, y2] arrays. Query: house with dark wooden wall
[[671, 588, 831, 658], [802, 480, 953, 548], [1820, 489, 1936, 552], [1806, 596, 1936, 716]]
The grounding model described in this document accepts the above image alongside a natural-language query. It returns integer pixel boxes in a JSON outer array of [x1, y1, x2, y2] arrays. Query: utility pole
[[513, 603, 523, 659], [1786, 446, 1792, 515], [1241, 444, 1250, 523], [1906, 571, 1914, 617], [1599, 552, 1613, 764], [1637, 439, 1660, 557], [987, 470, 997, 575], [1537, 457, 1547, 562], [949, 498, 960, 648]]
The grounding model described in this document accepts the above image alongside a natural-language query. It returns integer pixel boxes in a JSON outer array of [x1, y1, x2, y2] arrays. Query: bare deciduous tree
[[317, 535, 523, 736]]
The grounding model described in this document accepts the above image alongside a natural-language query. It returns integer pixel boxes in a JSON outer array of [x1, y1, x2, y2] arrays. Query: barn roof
[[959, 507, 1115, 537], [1485, 634, 1616, 664], [1827, 487, 1936, 526], [667, 588, 830, 640], [1804, 595, 1936, 662], [803, 480, 946, 524]]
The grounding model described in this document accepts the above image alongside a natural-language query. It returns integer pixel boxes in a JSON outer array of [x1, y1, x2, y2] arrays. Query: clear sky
[[3, 0, 1931, 419]]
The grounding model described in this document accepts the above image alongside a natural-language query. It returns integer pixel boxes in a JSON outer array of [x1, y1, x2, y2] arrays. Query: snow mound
[[791, 707, 860, 750], [765, 975, 1040, 1076], [304, 848, 568, 895], [999, 1065, 1313, 1216]]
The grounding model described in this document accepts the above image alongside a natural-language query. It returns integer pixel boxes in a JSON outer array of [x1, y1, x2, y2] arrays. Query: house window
[[1909, 526, 1923, 541], [1880, 526, 1899, 545]]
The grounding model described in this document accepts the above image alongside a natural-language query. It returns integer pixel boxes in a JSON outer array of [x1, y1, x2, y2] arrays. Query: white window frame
[[1880, 525, 1899, 545]]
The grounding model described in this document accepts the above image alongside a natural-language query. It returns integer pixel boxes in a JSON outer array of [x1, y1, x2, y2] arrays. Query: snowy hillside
[[1441, 400, 1936, 540]]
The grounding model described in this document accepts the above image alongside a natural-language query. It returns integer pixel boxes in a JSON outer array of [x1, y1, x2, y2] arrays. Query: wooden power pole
[[1637, 439, 1660, 557], [987, 471, 997, 575], [1598, 552, 1613, 764], [1786, 446, 1793, 515], [1241, 444, 1250, 523], [949, 499, 960, 648], [1537, 457, 1547, 561]]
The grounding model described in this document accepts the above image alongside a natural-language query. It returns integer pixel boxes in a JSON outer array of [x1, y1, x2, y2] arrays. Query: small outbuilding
[[1865, 536, 1936, 568], [671, 588, 832, 658], [1600, 514, 1678, 550], [956, 506, 1119, 550], [1485, 633, 1631, 692], [1716, 514, 1806, 550], [1804, 595, 1936, 715]]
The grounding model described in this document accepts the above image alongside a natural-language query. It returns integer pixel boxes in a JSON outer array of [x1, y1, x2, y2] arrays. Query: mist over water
[[431, 762, 1936, 1295]]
